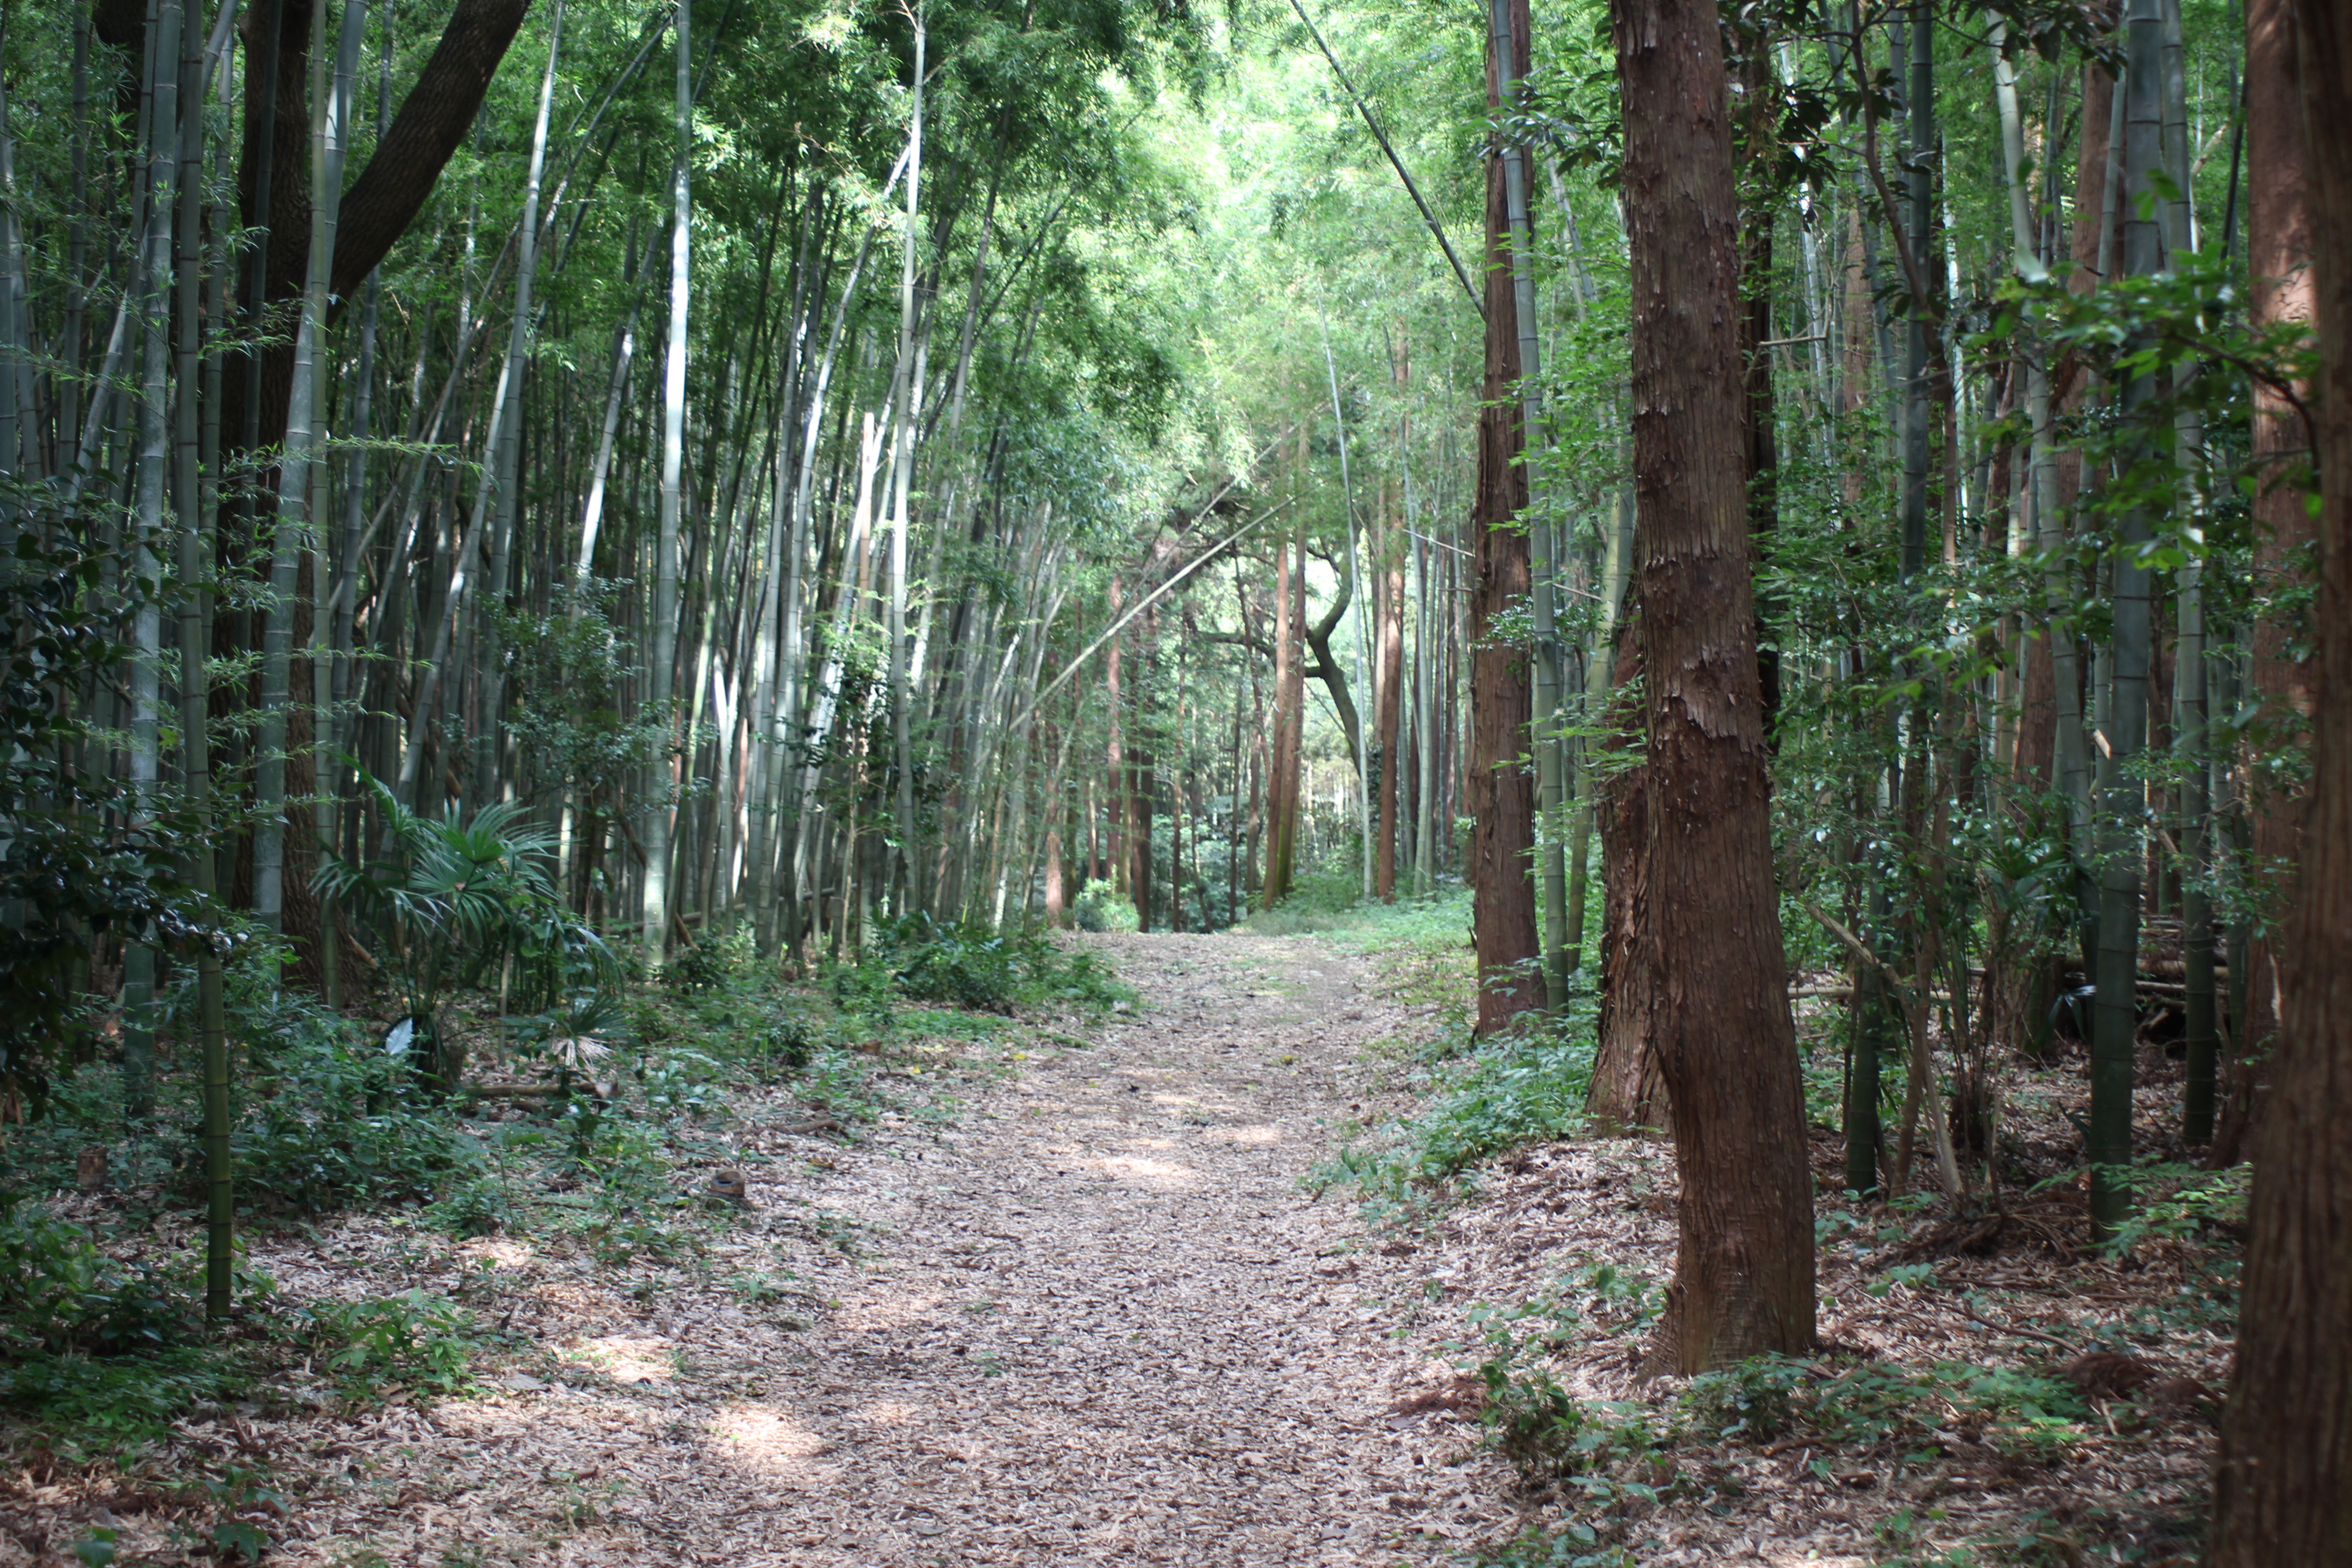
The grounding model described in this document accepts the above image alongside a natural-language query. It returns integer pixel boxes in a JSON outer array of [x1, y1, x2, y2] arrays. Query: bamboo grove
[[4, 0, 2349, 1515]]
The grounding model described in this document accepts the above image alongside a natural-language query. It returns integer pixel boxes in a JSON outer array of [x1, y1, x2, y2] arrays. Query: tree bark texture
[[2224, 0, 2316, 1151], [2210, 1, 2352, 1556], [1614, 0, 1815, 1368], [1469, 0, 1543, 1034], [1588, 618, 1667, 1132]]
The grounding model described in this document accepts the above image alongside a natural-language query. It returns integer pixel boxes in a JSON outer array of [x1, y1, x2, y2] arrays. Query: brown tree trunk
[[2048, 59, 2117, 533], [2016, 623, 2056, 781], [1588, 619, 1666, 1131], [2215, 0, 2318, 1167], [222, 0, 537, 460], [1129, 603, 1159, 931], [2211, 2, 2352, 1549], [1469, 0, 1543, 1033], [1736, 36, 1780, 741], [1265, 527, 1305, 908], [1614, 0, 1815, 1369]]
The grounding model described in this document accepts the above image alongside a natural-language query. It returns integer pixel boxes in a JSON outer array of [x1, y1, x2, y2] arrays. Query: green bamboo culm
[[201, 950, 234, 1317], [2090, 0, 2166, 1242]]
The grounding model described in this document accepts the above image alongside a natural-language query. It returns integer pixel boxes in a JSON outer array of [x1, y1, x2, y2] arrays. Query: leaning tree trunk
[[1613, 0, 1815, 1370], [2210, 2, 2352, 1552]]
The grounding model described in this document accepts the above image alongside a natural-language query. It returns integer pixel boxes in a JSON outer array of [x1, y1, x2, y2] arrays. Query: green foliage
[[0, 521, 212, 1110], [0, 1200, 192, 1358], [301, 1289, 480, 1398], [314, 774, 615, 1091], [2084, 1161, 2251, 1259], [224, 998, 482, 1215], [493, 581, 676, 842], [0, 1200, 247, 1440], [1679, 1353, 2091, 1463], [1309, 1018, 1594, 1212], [1467, 1523, 1638, 1568], [0, 1343, 245, 1442], [1072, 877, 1138, 933], [874, 914, 1131, 1014], [1480, 1362, 1662, 1485], [421, 1173, 522, 1240]]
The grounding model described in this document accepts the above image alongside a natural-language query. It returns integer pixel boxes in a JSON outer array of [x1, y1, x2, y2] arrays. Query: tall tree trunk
[[2210, 2, 2352, 1550], [1264, 538, 1298, 908], [2216, 0, 2317, 1164], [473, 0, 564, 807], [1614, 0, 1815, 1368], [1468, 0, 1543, 1033], [2090, 0, 2165, 1240], [887, 10, 927, 912], [122, 0, 185, 1120], [1376, 550, 1404, 902], [643, 0, 691, 965], [1735, 33, 1781, 743]]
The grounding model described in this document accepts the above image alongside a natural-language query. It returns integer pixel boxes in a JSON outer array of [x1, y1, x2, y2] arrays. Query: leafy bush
[[0, 1201, 246, 1440], [0, 1200, 191, 1357], [1072, 877, 1138, 933], [2086, 1161, 2251, 1257], [1683, 1355, 1807, 1441], [422, 1174, 520, 1240], [871, 915, 1131, 1014], [1681, 1353, 2090, 1460], [0, 521, 212, 1112], [764, 1008, 818, 1073], [314, 774, 615, 1092], [231, 1033, 481, 1216], [1480, 1363, 1661, 1483], [0, 1343, 244, 1441]]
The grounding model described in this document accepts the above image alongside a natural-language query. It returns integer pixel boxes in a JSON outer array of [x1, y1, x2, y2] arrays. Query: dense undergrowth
[[0, 914, 1128, 1462], [1304, 882, 2241, 1568]]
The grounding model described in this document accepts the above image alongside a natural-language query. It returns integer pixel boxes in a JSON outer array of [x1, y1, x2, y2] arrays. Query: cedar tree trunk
[[1468, 0, 1543, 1034], [2210, 2, 2352, 1558], [1613, 0, 1815, 1369]]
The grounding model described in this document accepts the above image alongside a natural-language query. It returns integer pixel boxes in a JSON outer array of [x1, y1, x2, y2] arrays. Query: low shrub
[[1072, 878, 1137, 933], [301, 1289, 479, 1398], [0, 1200, 249, 1440], [0, 1343, 245, 1441], [872, 915, 1131, 1014], [0, 1200, 192, 1358]]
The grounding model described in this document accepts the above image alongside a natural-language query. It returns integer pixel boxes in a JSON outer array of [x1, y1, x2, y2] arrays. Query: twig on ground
[[1960, 1296, 2081, 1357]]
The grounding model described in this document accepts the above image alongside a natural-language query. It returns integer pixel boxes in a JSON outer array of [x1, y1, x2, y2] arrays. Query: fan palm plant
[[315, 775, 614, 1093]]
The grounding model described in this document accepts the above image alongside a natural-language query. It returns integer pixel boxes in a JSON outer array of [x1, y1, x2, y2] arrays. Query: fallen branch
[[1960, 1296, 2080, 1357]]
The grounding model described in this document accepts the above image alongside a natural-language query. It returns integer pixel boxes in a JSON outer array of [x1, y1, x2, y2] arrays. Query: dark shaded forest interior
[[4, 0, 2351, 1560]]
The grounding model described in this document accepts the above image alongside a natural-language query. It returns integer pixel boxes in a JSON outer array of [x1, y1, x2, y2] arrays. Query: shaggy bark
[[1614, 0, 1814, 1368]]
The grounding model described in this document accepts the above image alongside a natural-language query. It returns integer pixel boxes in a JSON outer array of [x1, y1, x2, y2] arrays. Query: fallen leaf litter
[[3, 931, 2225, 1567]]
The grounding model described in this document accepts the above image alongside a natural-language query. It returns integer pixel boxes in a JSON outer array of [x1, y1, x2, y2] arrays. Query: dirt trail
[[264, 932, 1517, 1567]]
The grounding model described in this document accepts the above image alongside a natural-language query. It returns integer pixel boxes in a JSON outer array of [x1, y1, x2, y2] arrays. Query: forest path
[[275, 932, 1514, 1568], [687, 929, 1504, 1565]]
